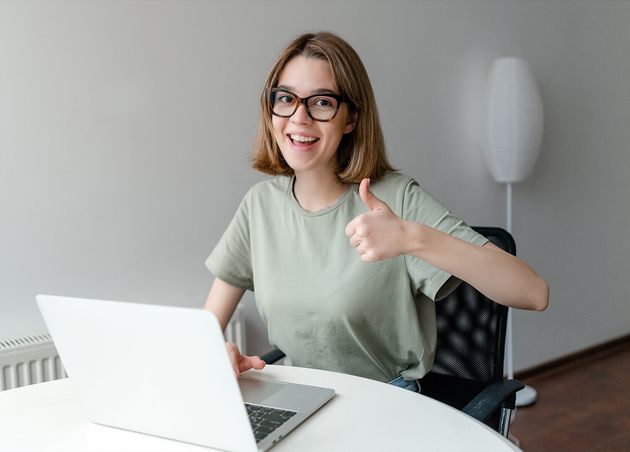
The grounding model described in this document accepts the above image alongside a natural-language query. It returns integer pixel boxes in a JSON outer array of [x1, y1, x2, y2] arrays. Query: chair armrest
[[260, 349, 285, 364], [462, 379, 524, 423]]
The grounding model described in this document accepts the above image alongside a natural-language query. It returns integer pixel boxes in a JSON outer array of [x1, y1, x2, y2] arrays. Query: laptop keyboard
[[245, 403, 297, 443]]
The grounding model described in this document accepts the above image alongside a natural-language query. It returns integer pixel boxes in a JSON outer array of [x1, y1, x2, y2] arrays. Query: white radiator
[[0, 305, 246, 391], [0, 333, 66, 391]]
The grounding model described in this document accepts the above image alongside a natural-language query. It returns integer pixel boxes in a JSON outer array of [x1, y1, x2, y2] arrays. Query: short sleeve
[[401, 179, 488, 301], [205, 192, 254, 291]]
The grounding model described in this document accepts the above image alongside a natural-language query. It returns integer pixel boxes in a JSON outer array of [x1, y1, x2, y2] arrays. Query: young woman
[[204, 32, 548, 390]]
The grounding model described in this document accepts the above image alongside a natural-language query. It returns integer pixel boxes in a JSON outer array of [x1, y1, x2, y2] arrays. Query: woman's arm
[[204, 277, 266, 375], [204, 277, 246, 331], [404, 224, 548, 310], [346, 178, 549, 311]]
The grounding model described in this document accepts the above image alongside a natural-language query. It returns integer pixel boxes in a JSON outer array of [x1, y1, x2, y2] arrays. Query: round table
[[0, 365, 520, 451]]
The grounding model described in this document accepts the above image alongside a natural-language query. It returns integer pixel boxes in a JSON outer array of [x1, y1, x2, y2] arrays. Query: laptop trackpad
[[239, 378, 287, 404]]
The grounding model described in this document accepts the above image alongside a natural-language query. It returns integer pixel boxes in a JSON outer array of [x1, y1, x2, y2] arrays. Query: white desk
[[0, 365, 519, 451]]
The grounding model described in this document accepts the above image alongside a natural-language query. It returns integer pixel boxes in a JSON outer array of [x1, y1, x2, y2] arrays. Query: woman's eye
[[314, 97, 334, 108], [278, 94, 295, 104]]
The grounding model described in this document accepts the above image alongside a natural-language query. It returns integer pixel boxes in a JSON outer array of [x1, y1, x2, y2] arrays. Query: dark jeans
[[388, 376, 421, 393]]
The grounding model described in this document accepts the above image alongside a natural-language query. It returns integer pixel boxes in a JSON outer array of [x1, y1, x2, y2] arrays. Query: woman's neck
[[293, 171, 349, 213]]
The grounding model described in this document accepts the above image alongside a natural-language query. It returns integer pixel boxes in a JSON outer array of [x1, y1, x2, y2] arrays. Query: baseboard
[[515, 333, 630, 380]]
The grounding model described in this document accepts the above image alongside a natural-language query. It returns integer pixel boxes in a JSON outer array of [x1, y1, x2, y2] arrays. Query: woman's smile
[[287, 132, 320, 150]]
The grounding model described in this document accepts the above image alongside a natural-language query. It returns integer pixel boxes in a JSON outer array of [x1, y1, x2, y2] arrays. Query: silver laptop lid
[[37, 295, 258, 452]]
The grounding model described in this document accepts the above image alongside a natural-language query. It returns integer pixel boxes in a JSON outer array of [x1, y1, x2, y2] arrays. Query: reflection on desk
[[0, 365, 520, 451]]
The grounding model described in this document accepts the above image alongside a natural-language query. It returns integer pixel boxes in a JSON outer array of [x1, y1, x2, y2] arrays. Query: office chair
[[261, 226, 523, 437]]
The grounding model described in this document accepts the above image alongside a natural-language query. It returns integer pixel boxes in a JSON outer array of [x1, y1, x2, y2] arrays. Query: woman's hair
[[251, 32, 395, 183]]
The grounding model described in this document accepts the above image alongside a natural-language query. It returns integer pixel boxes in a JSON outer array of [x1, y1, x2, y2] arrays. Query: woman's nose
[[291, 103, 312, 124]]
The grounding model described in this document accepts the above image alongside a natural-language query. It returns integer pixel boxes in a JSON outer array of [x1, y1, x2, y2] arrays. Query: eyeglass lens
[[271, 90, 339, 121]]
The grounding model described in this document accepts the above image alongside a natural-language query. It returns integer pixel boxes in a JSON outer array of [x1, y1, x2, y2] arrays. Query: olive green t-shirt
[[206, 172, 488, 382]]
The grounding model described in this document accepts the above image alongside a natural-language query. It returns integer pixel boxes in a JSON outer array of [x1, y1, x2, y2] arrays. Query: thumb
[[359, 178, 387, 211], [249, 355, 266, 370], [240, 355, 266, 373]]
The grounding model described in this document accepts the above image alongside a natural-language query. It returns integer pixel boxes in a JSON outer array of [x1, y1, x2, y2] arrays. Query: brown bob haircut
[[252, 32, 395, 183]]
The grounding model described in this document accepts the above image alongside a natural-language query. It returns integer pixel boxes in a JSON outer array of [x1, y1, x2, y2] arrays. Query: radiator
[[0, 333, 66, 391], [0, 305, 246, 391]]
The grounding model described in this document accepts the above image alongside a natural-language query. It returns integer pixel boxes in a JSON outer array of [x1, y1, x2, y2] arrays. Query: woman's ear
[[344, 111, 358, 134]]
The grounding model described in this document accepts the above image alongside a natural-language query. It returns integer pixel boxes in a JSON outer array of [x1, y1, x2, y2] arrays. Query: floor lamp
[[481, 57, 543, 407]]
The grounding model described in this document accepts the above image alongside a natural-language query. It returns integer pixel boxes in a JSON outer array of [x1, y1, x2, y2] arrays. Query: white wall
[[1, 1, 629, 371]]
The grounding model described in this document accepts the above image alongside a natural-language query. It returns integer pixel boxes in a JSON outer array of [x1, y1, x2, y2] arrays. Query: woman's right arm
[[204, 277, 265, 375], [204, 277, 246, 331]]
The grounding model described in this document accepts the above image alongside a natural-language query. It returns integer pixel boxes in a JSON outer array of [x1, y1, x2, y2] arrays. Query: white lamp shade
[[482, 58, 544, 183]]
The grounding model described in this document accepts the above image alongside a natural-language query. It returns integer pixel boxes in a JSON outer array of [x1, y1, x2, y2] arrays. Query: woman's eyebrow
[[277, 85, 338, 95]]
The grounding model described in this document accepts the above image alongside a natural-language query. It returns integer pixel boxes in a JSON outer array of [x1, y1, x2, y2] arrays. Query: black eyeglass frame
[[268, 87, 346, 122]]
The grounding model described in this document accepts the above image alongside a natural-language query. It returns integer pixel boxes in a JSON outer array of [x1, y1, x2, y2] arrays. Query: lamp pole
[[505, 182, 538, 407], [505, 183, 537, 406], [505, 182, 513, 380]]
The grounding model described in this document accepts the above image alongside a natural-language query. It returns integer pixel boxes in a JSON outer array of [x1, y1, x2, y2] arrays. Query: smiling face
[[272, 56, 356, 179]]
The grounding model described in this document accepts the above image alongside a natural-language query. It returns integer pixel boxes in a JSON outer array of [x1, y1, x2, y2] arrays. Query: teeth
[[290, 134, 318, 143]]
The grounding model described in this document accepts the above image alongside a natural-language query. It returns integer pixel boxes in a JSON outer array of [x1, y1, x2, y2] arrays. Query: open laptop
[[36, 295, 334, 452]]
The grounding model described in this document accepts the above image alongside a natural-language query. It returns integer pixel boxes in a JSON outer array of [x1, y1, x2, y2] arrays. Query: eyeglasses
[[269, 88, 345, 122]]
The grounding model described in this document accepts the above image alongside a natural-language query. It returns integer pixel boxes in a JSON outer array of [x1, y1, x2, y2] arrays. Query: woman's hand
[[225, 342, 266, 376], [345, 178, 412, 262]]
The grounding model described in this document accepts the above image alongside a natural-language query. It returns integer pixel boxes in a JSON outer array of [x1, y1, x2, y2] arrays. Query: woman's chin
[[281, 152, 316, 172]]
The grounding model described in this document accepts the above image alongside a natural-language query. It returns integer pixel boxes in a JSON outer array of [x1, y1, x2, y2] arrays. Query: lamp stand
[[505, 183, 538, 407]]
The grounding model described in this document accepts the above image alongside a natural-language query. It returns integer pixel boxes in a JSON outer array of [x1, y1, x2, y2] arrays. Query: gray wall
[[1, 1, 628, 371]]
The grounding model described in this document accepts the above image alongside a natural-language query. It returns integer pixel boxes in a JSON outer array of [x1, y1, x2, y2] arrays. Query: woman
[[204, 32, 548, 390]]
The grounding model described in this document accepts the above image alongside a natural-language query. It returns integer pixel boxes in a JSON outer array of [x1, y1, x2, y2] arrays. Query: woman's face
[[272, 56, 355, 178]]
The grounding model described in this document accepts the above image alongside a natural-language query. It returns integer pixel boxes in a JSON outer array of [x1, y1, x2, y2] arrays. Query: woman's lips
[[288, 134, 320, 150]]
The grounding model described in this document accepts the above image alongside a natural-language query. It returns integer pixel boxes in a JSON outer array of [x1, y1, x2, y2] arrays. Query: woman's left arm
[[404, 224, 549, 311], [346, 179, 549, 311]]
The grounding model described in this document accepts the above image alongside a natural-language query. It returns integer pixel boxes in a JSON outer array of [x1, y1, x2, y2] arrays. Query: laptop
[[36, 294, 334, 451]]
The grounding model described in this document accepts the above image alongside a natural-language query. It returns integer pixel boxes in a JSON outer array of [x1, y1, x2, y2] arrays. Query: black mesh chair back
[[430, 226, 515, 383], [419, 226, 521, 436]]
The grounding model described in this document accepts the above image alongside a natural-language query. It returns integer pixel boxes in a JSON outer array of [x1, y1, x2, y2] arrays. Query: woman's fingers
[[241, 355, 266, 371], [226, 341, 266, 375]]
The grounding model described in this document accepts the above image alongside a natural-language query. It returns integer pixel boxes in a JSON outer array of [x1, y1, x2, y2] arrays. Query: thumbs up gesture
[[345, 178, 409, 262]]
